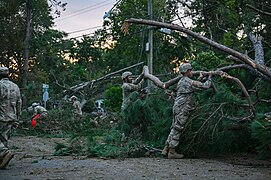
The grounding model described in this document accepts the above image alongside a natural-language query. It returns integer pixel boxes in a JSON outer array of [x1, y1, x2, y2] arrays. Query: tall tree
[[21, 0, 67, 88], [22, 0, 31, 88], [97, 0, 192, 74]]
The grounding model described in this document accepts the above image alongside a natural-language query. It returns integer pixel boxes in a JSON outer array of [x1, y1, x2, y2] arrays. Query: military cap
[[121, 71, 132, 80], [179, 63, 192, 73], [0, 67, 9, 74], [69, 95, 77, 101], [32, 102, 39, 107]]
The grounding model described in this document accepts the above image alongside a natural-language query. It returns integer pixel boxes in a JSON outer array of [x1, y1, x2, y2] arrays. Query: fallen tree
[[122, 18, 271, 81], [63, 61, 144, 96]]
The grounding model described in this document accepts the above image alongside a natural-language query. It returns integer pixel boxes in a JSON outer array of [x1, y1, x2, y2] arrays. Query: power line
[[103, 0, 123, 19], [67, 26, 102, 34], [60, 0, 110, 18], [55, 1, 115, 22], [68, 32, 95, 39], [68, 25, 148, 40], [62, 0, 124, 39]]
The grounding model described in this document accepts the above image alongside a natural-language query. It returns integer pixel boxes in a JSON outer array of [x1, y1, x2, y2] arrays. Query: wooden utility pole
[[147, 0, 153, 90]]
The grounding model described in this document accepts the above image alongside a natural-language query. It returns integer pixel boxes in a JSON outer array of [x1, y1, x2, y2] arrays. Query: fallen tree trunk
[[64, 62, 144, 94], [123, 18, 271, 81]]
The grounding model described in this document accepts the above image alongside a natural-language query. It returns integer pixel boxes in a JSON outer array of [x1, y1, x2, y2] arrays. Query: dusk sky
[[53, 0, 117, 39]]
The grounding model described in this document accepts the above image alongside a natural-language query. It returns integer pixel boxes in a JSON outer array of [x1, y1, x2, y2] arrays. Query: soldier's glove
[[12, 121, 20, 129]]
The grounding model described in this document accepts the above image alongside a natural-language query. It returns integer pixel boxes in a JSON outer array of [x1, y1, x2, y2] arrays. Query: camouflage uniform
[[72, 100, 82, 117], [0, 67, 22, 168], [32, 105, 48, 119], [121, 72, 144, 111], [69, 96, 82, 117], [165, 76, 212, 149], [121, 82, 143, 111]]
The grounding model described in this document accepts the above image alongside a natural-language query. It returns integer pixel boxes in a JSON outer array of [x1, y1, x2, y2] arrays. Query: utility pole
[[147, 0, 153, 90]]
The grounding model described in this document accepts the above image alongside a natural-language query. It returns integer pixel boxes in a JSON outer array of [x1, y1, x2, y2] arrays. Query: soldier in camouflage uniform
[[162, 63, 212, 159], [28, 102, 48, 127], [121, 71, 144, 112], [0, 67, 22, 169], [69, 95, 83, 117]]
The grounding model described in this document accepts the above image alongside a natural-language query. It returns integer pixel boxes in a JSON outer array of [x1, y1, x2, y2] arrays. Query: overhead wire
[[55, 1, 115, 22], [68, 32, 95, 39], [66, 1, 220, 39], [67, 26, 102, 34], [59, 0, 124, 38], [59, 0, 109, 18]]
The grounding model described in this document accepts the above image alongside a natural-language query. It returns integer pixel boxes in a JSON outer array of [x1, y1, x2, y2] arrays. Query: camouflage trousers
[[165, 110, 189, 148], [0, 121, 13, 157]]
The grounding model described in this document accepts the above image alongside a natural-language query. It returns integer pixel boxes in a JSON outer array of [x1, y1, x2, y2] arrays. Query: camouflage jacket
[[33, 105, 47, 115], [0, 78, 22, 122], [121, 79, 144, 111], [173, 76, 211, 114], [72, 100, 82, 116]]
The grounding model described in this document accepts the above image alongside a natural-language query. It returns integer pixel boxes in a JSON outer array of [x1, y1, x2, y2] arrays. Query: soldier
[[121, 71, 144, 112], [0, 66, 22, 169], [28, 103, 48, 127], [162, 63, 212, 159], [69, 95, 82, 117]]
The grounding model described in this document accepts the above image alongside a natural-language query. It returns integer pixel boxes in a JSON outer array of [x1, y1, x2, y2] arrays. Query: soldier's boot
[[168, 148, 184, 159], [0, 151, 14, 169], [161, 145, 169, 156]]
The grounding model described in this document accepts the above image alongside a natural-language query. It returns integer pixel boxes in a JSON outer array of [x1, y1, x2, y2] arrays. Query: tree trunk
[[22, 2, 31, 88], [248, 32, 264, 65], [64, 62, 144, 94]]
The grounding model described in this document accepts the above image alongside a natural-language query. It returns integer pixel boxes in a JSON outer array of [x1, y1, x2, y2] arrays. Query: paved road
[[1, 136, 271, 180]]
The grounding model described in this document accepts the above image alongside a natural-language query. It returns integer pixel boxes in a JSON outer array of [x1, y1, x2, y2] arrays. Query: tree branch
[[123, 18, 271, 81], [246, 4, 271, 17], [64, 62, 144, 94], [143, 67, 255, 116]]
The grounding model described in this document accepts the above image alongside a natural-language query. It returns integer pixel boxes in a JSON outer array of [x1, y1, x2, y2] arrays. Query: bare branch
[[194, 70, 255, 115], [246, 4, 271, 17], [143, 66, 166, 88], [64, 62, 144, 95], [51, 71, 68, 90]]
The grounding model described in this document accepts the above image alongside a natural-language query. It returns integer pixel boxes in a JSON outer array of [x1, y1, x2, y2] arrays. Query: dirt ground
[[1, 136, 271, 180]]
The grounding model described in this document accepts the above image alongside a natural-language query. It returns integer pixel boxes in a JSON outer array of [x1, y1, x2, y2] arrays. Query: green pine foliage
[[192, 51, 227, 71], [22, 79, 271, 159], [121, 90, 173, 145], [104, 85, 122, 112], [251, 119, 271, 159]]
